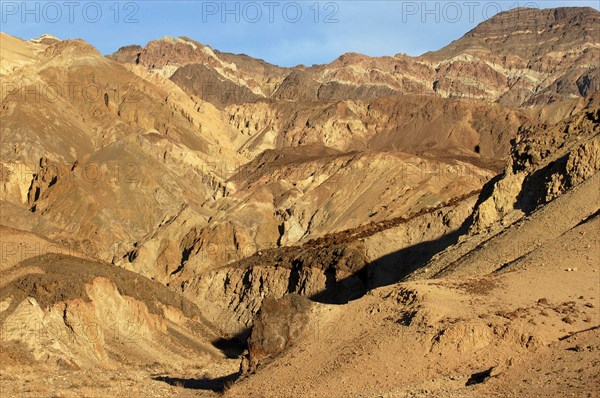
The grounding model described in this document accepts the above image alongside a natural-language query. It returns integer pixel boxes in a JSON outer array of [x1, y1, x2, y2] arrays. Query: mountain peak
[[108, 35, 218, 77], [155, 35, 205, 50], [30, 34, 61, 45], [42, 38, 101, 58], [422, 6, 600, 63]]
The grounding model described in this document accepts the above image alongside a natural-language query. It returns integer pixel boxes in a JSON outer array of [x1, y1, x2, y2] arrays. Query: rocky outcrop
[[107, 44, 142, 64], [471, 95, 600, 232], [177, 242, 367, 335], [109, 36, 288, 99], [242, 294, 312, 373]]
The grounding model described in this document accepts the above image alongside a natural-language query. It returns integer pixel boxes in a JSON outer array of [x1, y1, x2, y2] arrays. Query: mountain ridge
[[105, 6, 599, 107]]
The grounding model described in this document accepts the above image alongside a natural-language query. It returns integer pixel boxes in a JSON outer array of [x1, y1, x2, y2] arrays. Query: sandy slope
[[0, 32, 43, 76], [225, 211, 599, 398]]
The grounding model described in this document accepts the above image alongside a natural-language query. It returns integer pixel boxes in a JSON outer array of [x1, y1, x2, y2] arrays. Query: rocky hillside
[[1, 29, 526, 287], [178, 94, 600, 337], [0, 228, 225, 371], [409, 93, 600, 280], [108, 35, 287, 106]]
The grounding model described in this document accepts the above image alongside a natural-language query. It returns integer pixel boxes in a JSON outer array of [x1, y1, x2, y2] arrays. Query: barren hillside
[[0, 6, 598, 397]]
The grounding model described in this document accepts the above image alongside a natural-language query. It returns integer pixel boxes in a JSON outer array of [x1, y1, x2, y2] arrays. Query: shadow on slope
[[310, 214, 473, 304], [212, 329, 251, 359], [309, 174, 509, 303], [153, 372, 241, 392]]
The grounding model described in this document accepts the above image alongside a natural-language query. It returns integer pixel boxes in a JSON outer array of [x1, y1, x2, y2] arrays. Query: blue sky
[[1, 1, 598, 66]]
